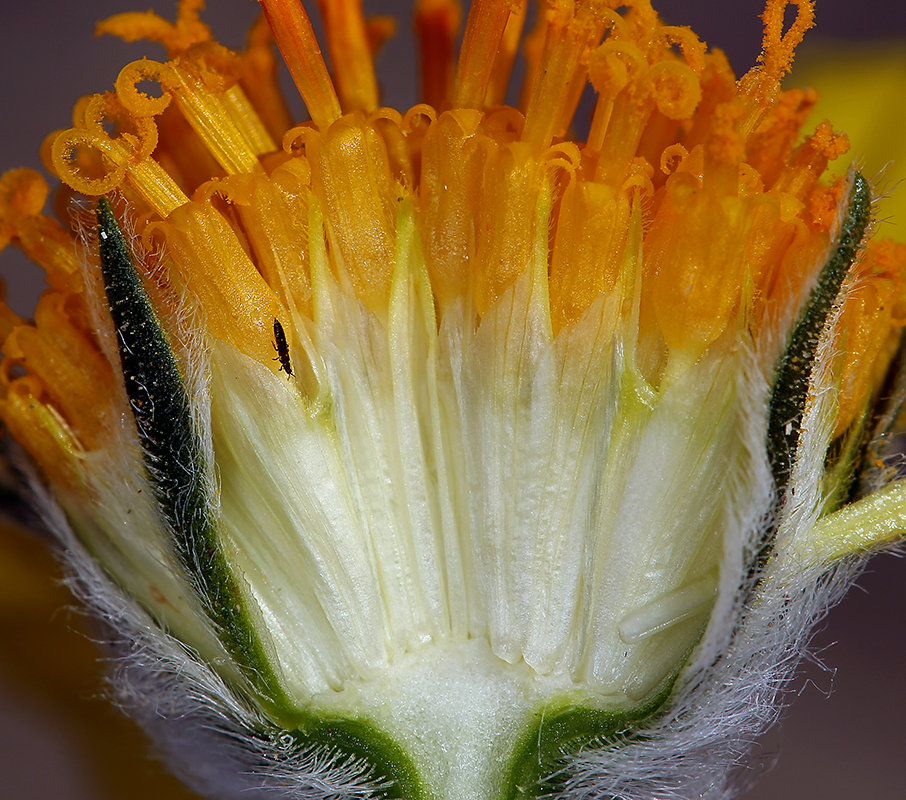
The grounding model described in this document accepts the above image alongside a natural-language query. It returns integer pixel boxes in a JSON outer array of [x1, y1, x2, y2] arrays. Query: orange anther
[[258, 0, 342, 130], [314, 0, 379, 113], [452, 0, 512, 110], [415, 0, 463, 110]]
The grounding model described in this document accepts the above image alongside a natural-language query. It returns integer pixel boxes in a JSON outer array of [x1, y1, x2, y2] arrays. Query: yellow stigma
[[1, 0, 904, 484]]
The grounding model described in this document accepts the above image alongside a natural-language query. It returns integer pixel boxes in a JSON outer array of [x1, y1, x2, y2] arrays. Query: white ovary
[[202, 202, 770, 744]]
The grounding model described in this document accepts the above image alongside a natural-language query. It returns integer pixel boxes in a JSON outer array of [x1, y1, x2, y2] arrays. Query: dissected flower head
[[1, 1, 905, 798]]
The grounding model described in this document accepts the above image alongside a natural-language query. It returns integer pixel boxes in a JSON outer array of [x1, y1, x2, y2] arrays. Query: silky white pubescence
[[26, 194, 833, 800]]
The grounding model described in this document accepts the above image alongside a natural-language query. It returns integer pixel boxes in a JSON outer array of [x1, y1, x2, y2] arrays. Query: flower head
[[1, 1, 905, 798]]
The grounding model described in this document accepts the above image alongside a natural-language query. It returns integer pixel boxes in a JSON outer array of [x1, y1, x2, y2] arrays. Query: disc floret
[[1, 2, 905, 799]]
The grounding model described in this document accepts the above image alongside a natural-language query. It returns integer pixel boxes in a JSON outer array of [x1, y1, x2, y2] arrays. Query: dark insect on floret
[[273, 317, 293, 376]]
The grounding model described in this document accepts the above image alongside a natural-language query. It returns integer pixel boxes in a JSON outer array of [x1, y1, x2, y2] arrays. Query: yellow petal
[[789, 43, 906, 238]]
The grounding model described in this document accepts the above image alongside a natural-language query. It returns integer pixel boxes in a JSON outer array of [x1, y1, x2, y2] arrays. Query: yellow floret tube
[[154, 201, 287, 369]]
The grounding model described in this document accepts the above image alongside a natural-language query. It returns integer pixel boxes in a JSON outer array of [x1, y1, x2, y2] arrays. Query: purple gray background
[[0, 1, 904, 798]]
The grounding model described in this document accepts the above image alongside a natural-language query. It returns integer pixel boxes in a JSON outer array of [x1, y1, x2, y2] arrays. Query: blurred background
[[0, 1, 904, 798]]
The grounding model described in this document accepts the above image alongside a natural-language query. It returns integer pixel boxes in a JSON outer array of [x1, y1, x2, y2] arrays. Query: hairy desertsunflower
[[1, 0, 905, 798]]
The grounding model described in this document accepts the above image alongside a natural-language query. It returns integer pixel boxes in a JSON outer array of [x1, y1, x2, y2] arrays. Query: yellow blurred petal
[[789, 43, 906, 238]]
